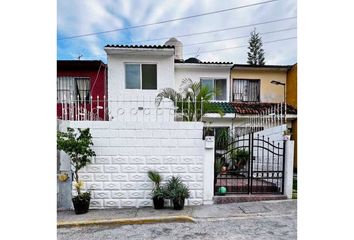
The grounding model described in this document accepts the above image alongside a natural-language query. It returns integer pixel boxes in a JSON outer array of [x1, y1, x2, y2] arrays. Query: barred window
[[233, 79, 260, 102], [57, 77, 90, 102]]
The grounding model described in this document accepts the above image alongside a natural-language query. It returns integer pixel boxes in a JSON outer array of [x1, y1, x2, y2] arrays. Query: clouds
[[57, 0, 297, 64]]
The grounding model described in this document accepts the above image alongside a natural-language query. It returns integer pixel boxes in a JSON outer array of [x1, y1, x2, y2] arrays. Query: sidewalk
[[57, 199, 296, 228]]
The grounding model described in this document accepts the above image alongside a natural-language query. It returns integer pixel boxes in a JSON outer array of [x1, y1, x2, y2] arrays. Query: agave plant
[[155, 78, 224, 121]]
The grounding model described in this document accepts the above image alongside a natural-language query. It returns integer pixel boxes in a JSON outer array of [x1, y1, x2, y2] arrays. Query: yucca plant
[[147, 170, 162, 189], [165, 176, 190, 210], [147, 170, 165, 209]]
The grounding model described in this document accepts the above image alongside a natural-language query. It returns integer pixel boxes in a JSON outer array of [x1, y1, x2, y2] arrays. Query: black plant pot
[[72, 197, 90, 214], [152, 197, 165, 209], [172, 198, 185, 210]]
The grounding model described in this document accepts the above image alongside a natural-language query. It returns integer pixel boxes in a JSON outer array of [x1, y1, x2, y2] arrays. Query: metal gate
[[214, 132, 285, 195]]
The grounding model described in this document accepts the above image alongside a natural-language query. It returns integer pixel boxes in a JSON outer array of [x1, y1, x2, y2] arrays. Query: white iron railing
[[57, 95, 205, 122]]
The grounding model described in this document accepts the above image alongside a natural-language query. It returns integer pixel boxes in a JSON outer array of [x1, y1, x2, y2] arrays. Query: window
[[57, 77, 90, 102], [200, 78, 227, 101], [233, 79, 260, 102], [125, 63, 157, 89]]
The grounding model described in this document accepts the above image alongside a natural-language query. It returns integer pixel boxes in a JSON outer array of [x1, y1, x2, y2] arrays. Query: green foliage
[[215, 128, 230, 150], [150, 186, 166, 199], [57, 127, 96, 194], [230, 148, 249, 170], [147, 170, 162, 188], [72, 192, 91, 203], [247, 29, 265, 65], [155, 78, 224, 121], [165, 176, 190, 200], [214, 157, 223, 174]]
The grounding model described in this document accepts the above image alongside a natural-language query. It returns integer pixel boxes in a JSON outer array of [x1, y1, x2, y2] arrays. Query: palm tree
[[155, 78, 223, 121]]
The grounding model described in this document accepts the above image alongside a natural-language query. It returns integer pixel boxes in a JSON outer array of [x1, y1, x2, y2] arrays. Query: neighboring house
[[57, 60, 107, 120], [230, 64, 297, 132], [287, 63, 297, 171]]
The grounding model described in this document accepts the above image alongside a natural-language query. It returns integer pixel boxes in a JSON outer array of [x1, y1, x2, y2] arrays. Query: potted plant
[[57, 127, 96, 214], [147, 170, 165, 209], [166, 176, 190, 210], [230, 148, 249, 174]]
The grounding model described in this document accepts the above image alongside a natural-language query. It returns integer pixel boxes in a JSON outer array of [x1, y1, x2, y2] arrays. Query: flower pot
[[72, 196, 90, 214], [152, 196, 165, 209], [172, 198, 185, 210]]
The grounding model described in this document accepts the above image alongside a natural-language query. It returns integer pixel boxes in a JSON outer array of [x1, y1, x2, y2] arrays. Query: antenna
[[194, 48, 200, 58], [77, 54, 83, 60]]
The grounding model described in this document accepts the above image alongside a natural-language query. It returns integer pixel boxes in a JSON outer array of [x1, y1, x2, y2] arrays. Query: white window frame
[[200, 77, 227, 101], [124, 63, 158, 90]]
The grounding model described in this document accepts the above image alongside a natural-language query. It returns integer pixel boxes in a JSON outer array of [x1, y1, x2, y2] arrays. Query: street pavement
[[58, 200, 297, 240]]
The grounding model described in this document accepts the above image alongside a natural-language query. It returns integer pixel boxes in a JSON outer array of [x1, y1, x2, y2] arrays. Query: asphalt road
[[58, 212, 297, 240]]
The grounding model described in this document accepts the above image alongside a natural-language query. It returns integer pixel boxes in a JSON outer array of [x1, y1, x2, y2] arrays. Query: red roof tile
[[231, 102, 297, 115]]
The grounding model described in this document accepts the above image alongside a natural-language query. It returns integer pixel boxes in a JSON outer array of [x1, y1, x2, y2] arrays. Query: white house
[[104, 38, 233, 122]]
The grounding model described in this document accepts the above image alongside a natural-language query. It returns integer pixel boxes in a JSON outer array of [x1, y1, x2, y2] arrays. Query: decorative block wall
[[58, 120, 206, 209]]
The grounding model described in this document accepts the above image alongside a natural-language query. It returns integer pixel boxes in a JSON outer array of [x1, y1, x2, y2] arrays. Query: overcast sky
[[57, 0, 297, 65]]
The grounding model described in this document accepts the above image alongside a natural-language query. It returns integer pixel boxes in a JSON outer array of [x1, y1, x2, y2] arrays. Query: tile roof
[[208, 102, 235, 113], [231, 102, 297, 115], [105, 44, 175, 49], [176, 57, 232, 65], [232, 64, 292, 70]]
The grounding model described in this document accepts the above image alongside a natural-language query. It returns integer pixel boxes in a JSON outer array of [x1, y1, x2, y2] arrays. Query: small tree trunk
[[74, 168, 80, 195]]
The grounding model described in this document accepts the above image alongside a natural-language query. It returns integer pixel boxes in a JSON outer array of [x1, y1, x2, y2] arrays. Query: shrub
[[57, 127, 95, 195]]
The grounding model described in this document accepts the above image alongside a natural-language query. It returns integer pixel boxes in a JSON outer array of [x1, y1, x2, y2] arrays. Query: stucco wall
[[58, 120, 208, 209], [107, 54, 175, 121], [175, 65, 231, 101], [231, 69, 287, 102]]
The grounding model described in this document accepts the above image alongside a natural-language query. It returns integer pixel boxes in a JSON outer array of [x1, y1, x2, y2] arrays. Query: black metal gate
[[214, 132, 285, 195]]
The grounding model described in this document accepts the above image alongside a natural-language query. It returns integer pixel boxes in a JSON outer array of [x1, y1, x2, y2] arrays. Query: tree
[[247, 29, 265, 65], [57, 127, 96, 195], [155, 78, 223, 121]]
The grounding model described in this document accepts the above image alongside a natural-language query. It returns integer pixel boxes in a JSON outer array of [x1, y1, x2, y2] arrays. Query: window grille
[[233, 79, 260, 102]]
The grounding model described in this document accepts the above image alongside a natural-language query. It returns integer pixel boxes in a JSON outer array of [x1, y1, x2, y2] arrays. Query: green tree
[[247, 29, 265, 65], [155, 78, 223, 121], [57, 127, 96, 195]]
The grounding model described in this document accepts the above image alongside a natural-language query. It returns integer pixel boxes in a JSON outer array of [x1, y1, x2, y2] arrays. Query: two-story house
[[104, 38, 233, 122]]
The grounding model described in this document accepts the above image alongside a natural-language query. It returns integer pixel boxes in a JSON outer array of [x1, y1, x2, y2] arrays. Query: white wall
[[175, 65, 231, 101], [107, 53, 175, 121], [58, 120, 211, 209]]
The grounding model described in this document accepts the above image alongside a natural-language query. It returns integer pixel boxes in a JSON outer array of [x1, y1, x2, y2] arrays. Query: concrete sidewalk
[[57, 199, 296, 228]]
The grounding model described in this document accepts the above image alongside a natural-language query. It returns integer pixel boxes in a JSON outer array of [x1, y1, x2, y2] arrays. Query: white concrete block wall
[[58, 120, 206, 209]]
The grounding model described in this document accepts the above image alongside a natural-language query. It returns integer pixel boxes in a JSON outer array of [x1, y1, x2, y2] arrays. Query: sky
[[57, 0, 297, 65]]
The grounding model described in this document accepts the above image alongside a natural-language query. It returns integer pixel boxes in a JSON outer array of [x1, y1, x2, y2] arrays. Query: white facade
[[175, 63, 232, 101], [105, 47, 175, 121]]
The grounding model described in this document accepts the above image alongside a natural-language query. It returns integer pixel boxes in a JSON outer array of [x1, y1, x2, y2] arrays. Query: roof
[[57, 60, 106, 70], [209, 102, 235, 113], [176, 57, 233, 65], [231, 102, 297, 115], [232, 64, 292, 71], [105, 44, 174, 49]]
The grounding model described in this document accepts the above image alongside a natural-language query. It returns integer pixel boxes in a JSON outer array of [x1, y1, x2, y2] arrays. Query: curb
[[57, 215, 195, 228]]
